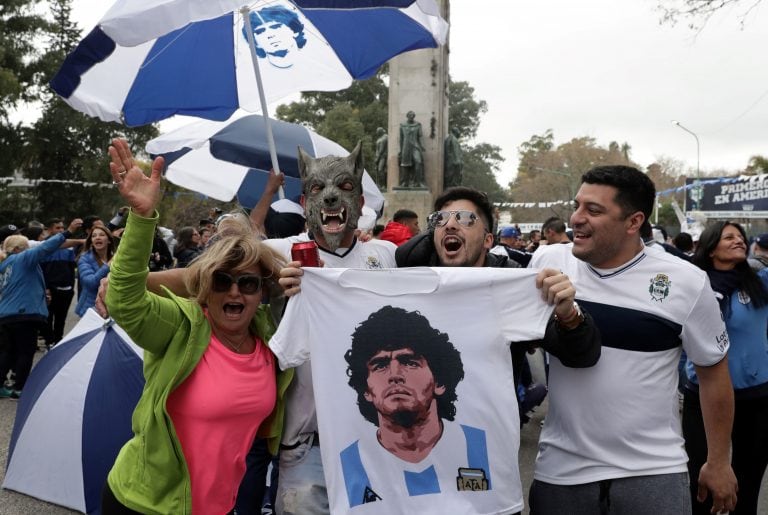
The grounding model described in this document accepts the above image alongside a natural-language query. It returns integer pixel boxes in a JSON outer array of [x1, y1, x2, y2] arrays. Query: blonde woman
[[101, 139, 292, 514]]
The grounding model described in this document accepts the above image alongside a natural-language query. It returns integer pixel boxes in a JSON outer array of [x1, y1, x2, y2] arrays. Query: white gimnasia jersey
[[270, 267, 554, 515], [264, 235, 397, 446], [529, 243, 728, 485]]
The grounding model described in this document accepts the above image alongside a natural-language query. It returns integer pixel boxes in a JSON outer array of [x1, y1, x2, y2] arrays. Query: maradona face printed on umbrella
[[243, 5, 307, 69], [299, 142, 364, 251]]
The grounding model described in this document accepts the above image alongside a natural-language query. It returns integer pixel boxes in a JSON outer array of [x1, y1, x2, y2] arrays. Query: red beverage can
[[291, 241, 320, 267]]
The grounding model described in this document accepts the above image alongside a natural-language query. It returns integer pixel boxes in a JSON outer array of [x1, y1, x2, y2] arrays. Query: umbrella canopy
[[50, 0, 448, 127], [3, 309, 144, 514], [146, 113, 386, 213]]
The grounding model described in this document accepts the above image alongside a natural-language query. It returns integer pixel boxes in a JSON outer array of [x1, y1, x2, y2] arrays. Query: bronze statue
[[444, 126, 463, 187], [398, 111, 425, 188], [374, 127, 388, 188]]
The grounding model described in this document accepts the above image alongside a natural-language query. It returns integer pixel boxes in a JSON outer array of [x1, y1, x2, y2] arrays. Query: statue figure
[[398, 111, 425, 188], [444, 126, 463, 187], [374, 127, 388, 188]]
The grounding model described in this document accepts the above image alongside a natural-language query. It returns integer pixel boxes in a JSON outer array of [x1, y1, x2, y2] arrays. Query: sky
[[67, 0, 768, 187]]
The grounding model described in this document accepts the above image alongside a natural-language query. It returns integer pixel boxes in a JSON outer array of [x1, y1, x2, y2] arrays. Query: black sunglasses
[[212, 271, 263, 295]]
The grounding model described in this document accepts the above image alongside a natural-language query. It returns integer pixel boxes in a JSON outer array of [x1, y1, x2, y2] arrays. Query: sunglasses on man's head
[[212, 271, 263, 295], [427, 210, 479, 228]]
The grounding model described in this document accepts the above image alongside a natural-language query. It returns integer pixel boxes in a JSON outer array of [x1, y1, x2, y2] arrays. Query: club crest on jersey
[[737, 290, 751, 305], [366, 256, 384, 269], [648, 273, 671, 302]]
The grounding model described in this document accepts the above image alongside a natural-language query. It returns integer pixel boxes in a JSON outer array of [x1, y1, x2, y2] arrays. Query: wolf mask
[[298, 141, 364, 251]]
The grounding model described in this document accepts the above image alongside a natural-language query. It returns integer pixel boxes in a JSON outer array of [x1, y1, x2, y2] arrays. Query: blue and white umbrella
[[146, 112, 386, 213], [3, 309, 144, 514], [50, 0, 448, 127]]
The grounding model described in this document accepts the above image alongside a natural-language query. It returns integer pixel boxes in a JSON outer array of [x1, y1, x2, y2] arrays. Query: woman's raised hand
[[108, 138, 164, 218]]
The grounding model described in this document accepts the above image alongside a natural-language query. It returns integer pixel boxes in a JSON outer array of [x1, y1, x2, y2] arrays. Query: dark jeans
[[683, 389, 768, 515], [235, 437, 277, 514], [45, 288, 74, 345], [0, 321, 41, 390]]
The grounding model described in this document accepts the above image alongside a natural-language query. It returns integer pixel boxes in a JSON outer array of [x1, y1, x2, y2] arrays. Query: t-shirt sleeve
[[268, 293, 311, 369], [492, 269, 554, 342], [681, 278, 729, 366]]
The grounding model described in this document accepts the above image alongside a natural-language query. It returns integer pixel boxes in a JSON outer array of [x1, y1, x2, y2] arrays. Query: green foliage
[[275, 67, 389, 170], [0, 0, 159, 222], [746, 155, 768, 174], [462, 143, 505, 203], [510, 130, 639, 221], [0, 0, 50, 118], [447, 79, 487, 140]]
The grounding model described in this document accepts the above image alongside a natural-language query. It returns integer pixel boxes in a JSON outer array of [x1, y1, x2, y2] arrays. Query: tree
[[746, 155, 768, 174], [276, 68, 389, 176], [509, 131, 639, 221], [657, 0, 763, 29], [462, 143, 505, 203], [447, 80, 487, 140], [17, 0, 158, 221], [0, 0, 50, 177]]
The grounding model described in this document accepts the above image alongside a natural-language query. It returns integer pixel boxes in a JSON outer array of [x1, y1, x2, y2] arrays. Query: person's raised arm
[[694, 359, 738, 514], [249, 169, 284, 238]]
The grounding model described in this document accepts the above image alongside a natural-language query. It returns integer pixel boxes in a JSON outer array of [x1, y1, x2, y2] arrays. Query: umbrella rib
[[139, 24, 194, 70]]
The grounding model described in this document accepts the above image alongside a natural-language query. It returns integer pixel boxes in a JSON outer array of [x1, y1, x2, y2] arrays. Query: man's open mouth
[[442, 235, 462, 253], [321, 207, 347, 233]]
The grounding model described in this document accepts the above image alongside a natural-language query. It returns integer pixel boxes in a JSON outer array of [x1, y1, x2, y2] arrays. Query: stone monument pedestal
[[382, 189, 433, 228]]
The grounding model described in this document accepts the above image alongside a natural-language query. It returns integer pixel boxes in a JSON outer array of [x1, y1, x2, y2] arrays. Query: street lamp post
[[671, 120, 702, 210], [671, 120, 700, 178]]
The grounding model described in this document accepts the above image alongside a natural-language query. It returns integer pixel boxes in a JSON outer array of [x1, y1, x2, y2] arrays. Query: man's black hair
[[433, 187, 494, 232], [345, 305, 464, 426], [581, 166, 655, 227], [542, 216, 566, 234], [392, 209, 418, 223], [82, 215, 102, 231], [672, 232, 694, 253]]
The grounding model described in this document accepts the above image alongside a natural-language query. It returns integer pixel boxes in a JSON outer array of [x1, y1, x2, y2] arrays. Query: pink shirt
[[167, 333, 276, 514]]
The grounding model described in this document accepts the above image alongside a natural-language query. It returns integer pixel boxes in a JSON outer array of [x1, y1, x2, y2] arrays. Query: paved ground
[[0, 317, 765, 514]]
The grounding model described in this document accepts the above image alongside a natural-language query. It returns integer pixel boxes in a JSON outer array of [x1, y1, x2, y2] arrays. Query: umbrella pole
[[241, 6, 285, 200]]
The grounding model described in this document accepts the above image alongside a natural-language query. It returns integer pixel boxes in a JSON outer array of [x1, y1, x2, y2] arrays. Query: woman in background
[[684, 221, 768, 515], [173, 226, 202, 268], [75, 224, 116, 317], [0, 219, 80, 398]]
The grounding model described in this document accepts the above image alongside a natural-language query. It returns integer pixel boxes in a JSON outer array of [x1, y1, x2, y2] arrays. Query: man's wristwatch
[[554, 301, 585, 331]]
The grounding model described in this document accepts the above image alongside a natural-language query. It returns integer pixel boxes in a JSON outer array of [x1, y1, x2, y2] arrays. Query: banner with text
[[684, 175, 768, 218]]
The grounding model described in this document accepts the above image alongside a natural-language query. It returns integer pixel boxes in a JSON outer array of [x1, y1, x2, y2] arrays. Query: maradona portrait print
[[269, 267, 555, 515]]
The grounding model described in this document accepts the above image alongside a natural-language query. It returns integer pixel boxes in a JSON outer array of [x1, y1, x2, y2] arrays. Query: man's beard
[[390, 409, 419, 428]]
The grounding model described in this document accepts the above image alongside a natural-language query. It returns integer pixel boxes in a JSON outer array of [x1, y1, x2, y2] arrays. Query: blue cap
[[500, 226, 521, 238], [755, 233, 768, 250]]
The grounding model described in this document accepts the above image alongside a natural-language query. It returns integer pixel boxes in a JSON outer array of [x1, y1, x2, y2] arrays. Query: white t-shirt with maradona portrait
[[269, 267, 554, 515]]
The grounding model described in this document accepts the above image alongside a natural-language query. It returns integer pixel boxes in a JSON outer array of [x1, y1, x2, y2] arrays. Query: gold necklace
[[217, 332, 252, 353]]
